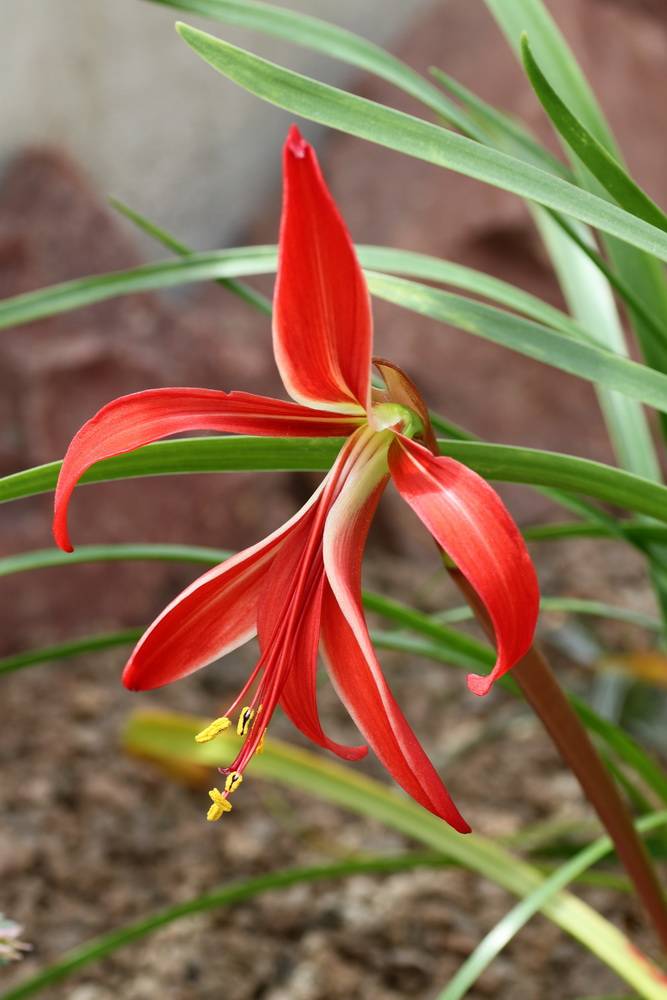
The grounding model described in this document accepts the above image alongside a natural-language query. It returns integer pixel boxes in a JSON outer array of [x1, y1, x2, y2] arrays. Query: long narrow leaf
[[366, 272, 667, 415], [521, 38, 667, 233], [485, 0, 667, 389], [429, 65, 569, 177], [0, 244, 590, 340], [437, 810, 667, 1000], [5, 437, 667, 524], [109, 197, 273, 315], [0, 630, 142, 676], [174, 23, 667, 263], [145, 0, 482, 137]]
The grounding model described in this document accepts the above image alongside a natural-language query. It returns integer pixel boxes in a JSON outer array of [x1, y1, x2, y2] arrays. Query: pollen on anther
[[225, 771, 243, 794], [237, 706, 255, 737], [194, 716, 231, 744], [206, 787, 232, 822]]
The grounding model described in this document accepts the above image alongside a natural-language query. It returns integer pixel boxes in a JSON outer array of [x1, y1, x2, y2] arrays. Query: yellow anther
[[237, 706, 255, 737], [256, 731, 266, 755], [224, 771, 243, 794], [194, 716, 231, 744], [206, 787, 232, 822]]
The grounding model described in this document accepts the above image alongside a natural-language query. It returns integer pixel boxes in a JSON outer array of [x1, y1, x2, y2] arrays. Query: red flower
[[53, 126, 539, 832]]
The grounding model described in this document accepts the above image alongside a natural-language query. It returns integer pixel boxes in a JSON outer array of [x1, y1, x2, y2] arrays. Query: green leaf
[[525, 521, 667, 544], [0, 543, 231, 577], [437, 810, 667, 1000], [532, 211, 662, 481], [0, 243, 588, 339], [572, 699, 667, 807], [123, 710, 667, 999], [146, 0, 482, 137], [174, 22, 667, 263], [0, 247, 277, 330], [366, 271, 667, 415], [442, 597, 662, 635], [109, 197, 273, 315], [485, 0, 667, 396], [520, 37, 667, 233], [429, 65, 570, 177], [0, 854, 445, 1000], [5, 437, 667, 525], [8, 252, 666, 416], [0, 630, 142, 676], [0, 626, 489, 679]]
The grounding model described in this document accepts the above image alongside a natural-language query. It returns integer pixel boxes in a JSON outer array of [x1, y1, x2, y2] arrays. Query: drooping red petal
[[273, 125, 372, 414], [389, 435, 539, 696], [321, 439, 470, 830], [122, 489, 323, 691], [256, 512, 367, 762], [53, 387, 361, 551], [321, 586, 470, 831]]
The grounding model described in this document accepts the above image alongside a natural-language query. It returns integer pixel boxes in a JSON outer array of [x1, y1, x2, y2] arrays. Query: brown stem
[[450, 568, 667, 952]]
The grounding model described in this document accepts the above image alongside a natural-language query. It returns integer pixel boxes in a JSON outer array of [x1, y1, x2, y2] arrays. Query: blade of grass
[[0, 543, 231, 577], [144, 0, 483, 137], [174, 22, 667, 263], [109, 197, 272, 315], [521, 37, 667, 233], [440, 597, 662, 634], [5, 437, 667, 524], [365, 271, 667, 416], [525, 522, 667, 544], [0, 630, 143, 676], [0, 242, 593, 340], [429, 65, 569, 177], [437, 810, 667, 1000], [485, 0, 667, 388]]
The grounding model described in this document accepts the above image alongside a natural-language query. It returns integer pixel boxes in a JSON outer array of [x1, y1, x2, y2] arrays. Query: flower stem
[[449, 567, 667, 953]]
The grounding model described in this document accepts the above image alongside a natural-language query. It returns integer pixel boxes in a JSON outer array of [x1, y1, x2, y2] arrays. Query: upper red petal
[[389, 435, 539, 696], [53, 387, 361, 551], [273, 125, 372, 413]]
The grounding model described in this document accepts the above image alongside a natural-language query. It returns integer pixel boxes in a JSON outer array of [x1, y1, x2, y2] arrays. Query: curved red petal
[[321, 585, 470, 830], [53, 387, 360, 551], [122, 491, 322, 691], [258, 543, 367, 762], [389, 436, 539, 696], [321, 441, 469, 830], [273, 125, 372, 413]]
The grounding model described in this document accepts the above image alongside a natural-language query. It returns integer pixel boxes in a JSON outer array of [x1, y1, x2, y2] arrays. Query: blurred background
[[2, 2, 667, 998]]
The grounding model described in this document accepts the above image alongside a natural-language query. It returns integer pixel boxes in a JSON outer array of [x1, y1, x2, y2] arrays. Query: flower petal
[[389, 436, 539, 696], [122, 488, 323, 691], [258, 544, 367, 762], [273, 125, 372, 414], [321, 438, 469, 829], [321, 585, 470, 830], [53, 387, 361, 551]]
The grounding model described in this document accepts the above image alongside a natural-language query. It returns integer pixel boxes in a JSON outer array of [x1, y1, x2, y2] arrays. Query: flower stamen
[[206, 787, 232, 822], [224, 771, 243, 794], [237, 706, 255, 737], [194, 716, 231, 744]]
